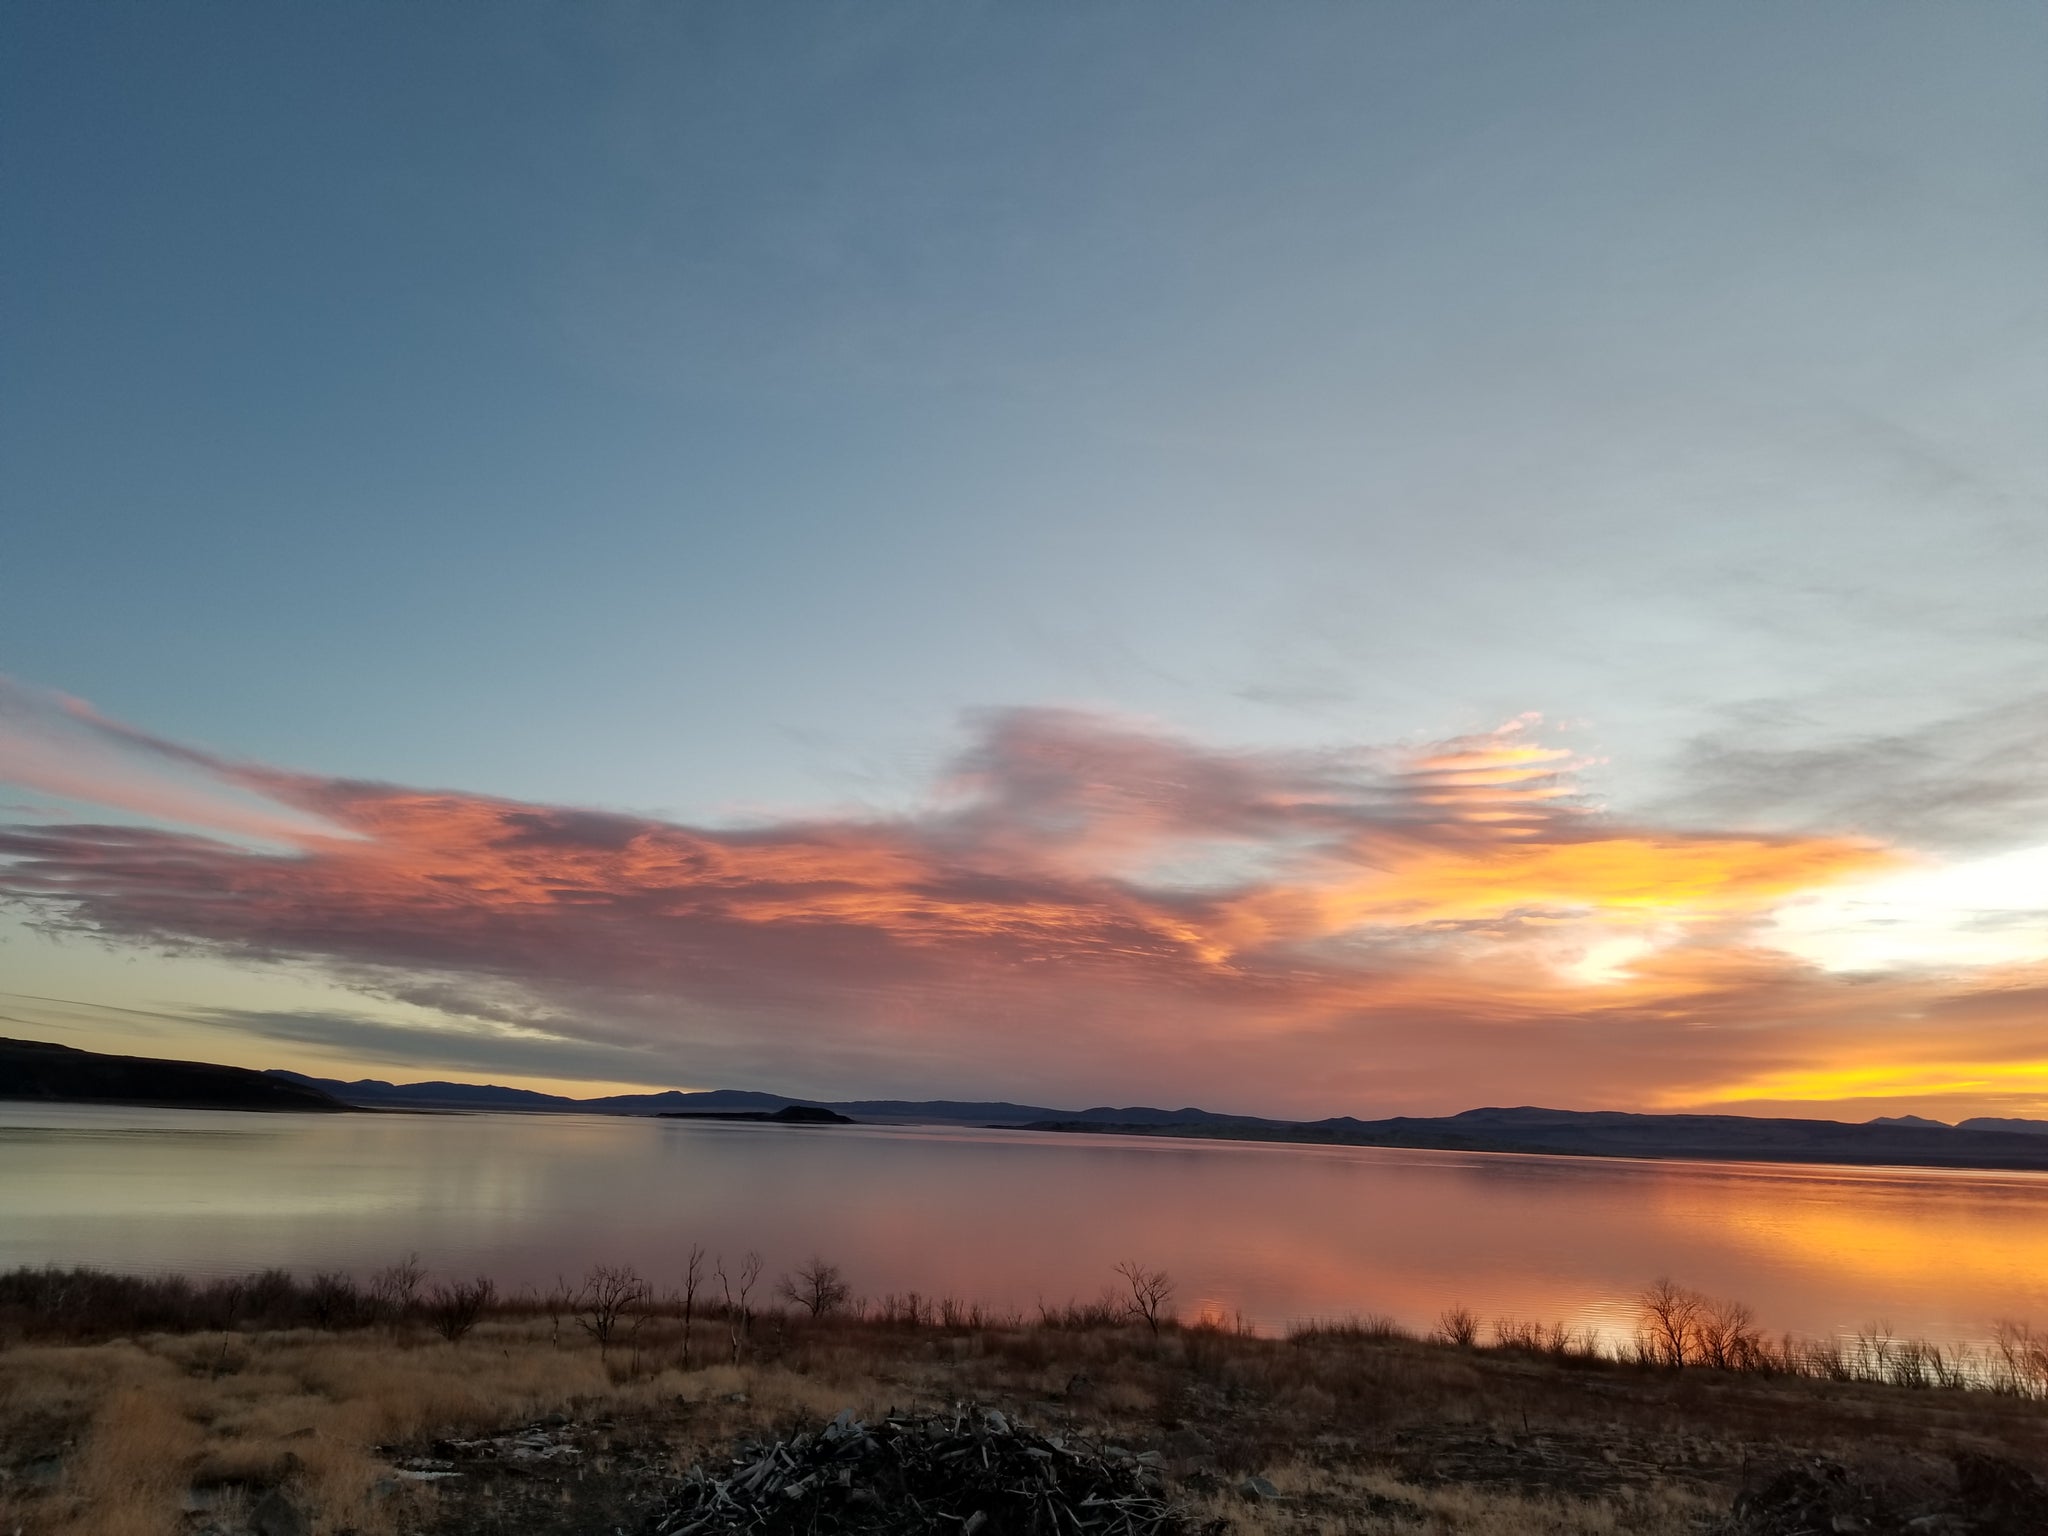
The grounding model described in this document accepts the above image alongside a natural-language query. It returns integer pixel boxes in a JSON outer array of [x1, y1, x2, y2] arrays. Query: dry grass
[[1190, 1460, 1724, 1535], [3, 1312, 2045, 1536], [0, 1317, 982, 1536], [2, 1325, 601, 1536]]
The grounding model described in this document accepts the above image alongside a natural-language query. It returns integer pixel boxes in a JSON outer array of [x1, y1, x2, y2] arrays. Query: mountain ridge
[[1023, 1103, 2048, 1172], [7, 1040, 2048, 1172]]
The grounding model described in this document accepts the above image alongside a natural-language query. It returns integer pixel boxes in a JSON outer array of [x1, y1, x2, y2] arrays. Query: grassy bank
[[2, 1264, 2046, 1535]]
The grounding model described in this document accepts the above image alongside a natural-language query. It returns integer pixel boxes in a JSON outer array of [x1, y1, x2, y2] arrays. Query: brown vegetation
[[1, 1263, 2045, 1535]]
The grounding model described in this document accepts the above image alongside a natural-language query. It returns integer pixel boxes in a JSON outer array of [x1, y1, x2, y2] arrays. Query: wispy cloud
[[1666, 692, 2048, 854], [2, 676, 2041, 1115], [0, 678, 344, 845]]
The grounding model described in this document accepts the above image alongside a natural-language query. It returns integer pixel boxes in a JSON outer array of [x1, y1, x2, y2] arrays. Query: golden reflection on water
[[1647, 1161, 2048, 1310], [2, 1104, 2044, 1348]]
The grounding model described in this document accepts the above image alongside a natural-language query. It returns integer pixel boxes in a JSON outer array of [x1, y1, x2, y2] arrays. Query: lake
[[4, 1102, 2045, 1349]]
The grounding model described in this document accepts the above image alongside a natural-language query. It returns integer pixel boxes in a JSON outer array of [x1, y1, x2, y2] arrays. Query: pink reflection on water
[[2, 1105, 2044, 1349]]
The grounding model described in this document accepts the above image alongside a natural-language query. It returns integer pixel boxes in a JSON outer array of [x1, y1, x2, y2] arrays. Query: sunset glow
[[3, 677, 2043, 1118]]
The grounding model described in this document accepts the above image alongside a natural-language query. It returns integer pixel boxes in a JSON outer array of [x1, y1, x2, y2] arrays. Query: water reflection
[[1, 1103, 2042, 1348]]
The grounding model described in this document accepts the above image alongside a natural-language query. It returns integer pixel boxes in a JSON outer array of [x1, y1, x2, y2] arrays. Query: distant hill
[[1, 1037, 348, 1113], [263, 1071, 1075, 1123], [264, 1071, 633, 1113], [263, 1070, 1287, 1127], [254, 1070, 2048, 1168], [1958, 1117, 2048, 1137], [1022, 1104, 2048, 1172], [15, 1039, 2048, 1171]]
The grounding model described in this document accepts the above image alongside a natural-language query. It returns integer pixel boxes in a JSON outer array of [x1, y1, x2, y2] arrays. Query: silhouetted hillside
[[1959, 1116, 2048, 1137], [1023, 1103, 2048, 1171], [264, 1071, 1081, 1124], [1, 1038, 347, 1113], [264, 1070, 1286, 1127]]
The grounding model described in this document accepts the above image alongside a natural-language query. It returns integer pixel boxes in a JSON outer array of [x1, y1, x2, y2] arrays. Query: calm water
[[4, 1103, 2045, 1349]]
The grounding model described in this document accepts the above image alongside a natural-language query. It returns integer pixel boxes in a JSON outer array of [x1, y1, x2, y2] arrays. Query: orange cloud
[[1, 680, 2042, 1117]]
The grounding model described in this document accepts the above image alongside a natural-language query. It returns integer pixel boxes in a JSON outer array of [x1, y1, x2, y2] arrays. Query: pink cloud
[[4, 681, 2037, 1116]]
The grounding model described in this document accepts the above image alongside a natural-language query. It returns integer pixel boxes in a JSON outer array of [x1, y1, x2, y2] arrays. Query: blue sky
[[4, 4, 2046, 1114]]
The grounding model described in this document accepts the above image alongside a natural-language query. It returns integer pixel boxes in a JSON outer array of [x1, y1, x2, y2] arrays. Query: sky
[[2, 2, 2045, 1120]]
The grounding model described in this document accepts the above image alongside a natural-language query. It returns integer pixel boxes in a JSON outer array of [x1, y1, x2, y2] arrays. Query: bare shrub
[[1991, 1320, 2048, 1398], [1804, 1332, 1852, 1381], [427, 1276, 496, 1344], [305, 1270, 363, 1330], [1432, 1304, 1479, 1348], [1491, 1317, 1547, 1353], [1113, 1261, 1175, 1336], [1893, 1337, 1938, 1388], [1693, 1297, 1762, 1371], [1927, 1341, 1974, 1391], [777, 1256, 851, 1318], [244, 1267, 298, 1320], [367, 1253, 427, 1324], [1850, 1321, 1905, 1383], [880, 1291, 941, 1328]]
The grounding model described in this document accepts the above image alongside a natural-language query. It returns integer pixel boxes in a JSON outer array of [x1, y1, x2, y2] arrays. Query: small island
[[656, 1104, 856, 1125]]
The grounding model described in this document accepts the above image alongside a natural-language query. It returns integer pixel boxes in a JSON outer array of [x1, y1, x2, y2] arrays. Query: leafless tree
[[1638, 1278, 1704, 1368], [717, 1250, 764, 1364], [777, 1256, 851, 1318], [679, 1244, 706, 1369], [577, 1264, 649, 1359], [427, 1276, 496, 1344], [1112, 1261, 1175, 1336]]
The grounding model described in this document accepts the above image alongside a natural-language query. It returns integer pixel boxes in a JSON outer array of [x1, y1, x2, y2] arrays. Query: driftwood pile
[[647, 1407, 1195, 1536]]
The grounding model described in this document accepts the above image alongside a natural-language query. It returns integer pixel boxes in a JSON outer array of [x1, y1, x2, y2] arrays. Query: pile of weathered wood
[[647, 1406, 1197, 1535]]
